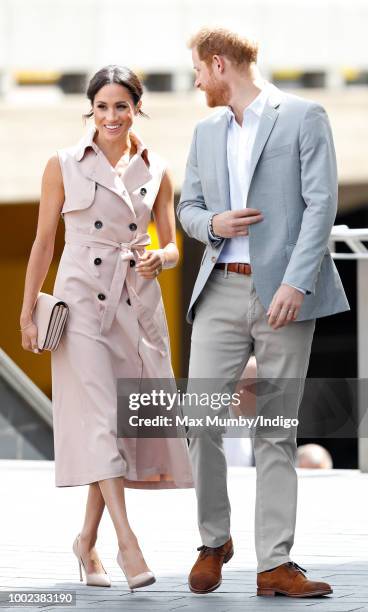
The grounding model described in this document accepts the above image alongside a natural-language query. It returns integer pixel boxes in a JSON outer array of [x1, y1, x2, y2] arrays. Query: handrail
[[329, 225, 368, 259], [0, 347, 52, 427], [328, 224, 368, 472]]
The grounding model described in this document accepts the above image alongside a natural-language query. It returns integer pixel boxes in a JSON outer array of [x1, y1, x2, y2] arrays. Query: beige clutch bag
[[33, 292, 69, 351]]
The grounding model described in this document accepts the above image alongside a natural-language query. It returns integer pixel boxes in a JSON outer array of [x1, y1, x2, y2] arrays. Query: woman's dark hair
[[83, 64, 148, 119]]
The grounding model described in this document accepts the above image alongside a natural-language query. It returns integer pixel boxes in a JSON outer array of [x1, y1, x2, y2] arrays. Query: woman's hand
[[20, 321, 40, 354], [135, 168, 178, 279], [135, 250, 165, 279]]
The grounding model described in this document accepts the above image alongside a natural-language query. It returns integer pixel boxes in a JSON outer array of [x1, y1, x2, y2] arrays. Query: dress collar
[[74, 125, 149, 163]]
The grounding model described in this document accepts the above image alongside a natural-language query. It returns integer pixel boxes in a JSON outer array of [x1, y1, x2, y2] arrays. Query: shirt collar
[[226, 82, 270, 125], [75, 125, 148, 162]]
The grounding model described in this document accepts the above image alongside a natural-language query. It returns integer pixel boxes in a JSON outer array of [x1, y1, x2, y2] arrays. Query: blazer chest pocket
[[262, 144, 292, 161], [61, 179, 96, 215]]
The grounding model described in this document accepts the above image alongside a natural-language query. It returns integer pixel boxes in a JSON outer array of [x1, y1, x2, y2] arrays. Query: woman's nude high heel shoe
[[117, 549, 156, 592], [72, 534, 111, 587]]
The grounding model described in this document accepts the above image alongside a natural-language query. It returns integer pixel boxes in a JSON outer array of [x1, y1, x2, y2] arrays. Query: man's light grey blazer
[[177, 84, 350, 324]]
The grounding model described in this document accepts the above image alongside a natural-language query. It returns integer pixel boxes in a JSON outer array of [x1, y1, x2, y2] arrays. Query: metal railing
[[0, 347, 52, 427], [329, 225, 368, 472]]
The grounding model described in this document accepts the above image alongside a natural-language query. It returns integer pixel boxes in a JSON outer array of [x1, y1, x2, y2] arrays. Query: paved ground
[[1, 460, 368, 611]]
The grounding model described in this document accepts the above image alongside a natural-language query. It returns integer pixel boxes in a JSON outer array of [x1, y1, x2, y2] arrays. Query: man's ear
[[212, 54, 225, 74]]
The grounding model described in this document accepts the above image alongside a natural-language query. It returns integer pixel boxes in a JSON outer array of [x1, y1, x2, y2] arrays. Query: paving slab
[[0, 461, 367, 611]]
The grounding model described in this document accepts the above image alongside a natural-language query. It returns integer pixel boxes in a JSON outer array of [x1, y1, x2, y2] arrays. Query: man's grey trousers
[[186, 268, 315, 572]]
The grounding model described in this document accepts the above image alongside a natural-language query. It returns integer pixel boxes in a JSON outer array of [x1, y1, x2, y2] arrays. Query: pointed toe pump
[[117, 549, 156, 592], [72, 534, 111, 587]]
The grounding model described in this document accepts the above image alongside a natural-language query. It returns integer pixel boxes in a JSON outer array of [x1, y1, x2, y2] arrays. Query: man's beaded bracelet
[[209, 214, 222, 240]]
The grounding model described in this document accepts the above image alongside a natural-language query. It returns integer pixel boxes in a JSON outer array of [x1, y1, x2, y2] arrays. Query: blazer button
[[129, 260, 136, 267], [129, 222, 137, 231], [94, 257, 102, 266], [94, 220, 103, 229], [211, 256, 216, 263], [98, 293, 106, 300], [140, 187, 147, 196]]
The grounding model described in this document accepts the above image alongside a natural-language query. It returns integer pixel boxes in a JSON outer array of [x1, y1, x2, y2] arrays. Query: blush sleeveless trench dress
[[51, 127, 193, 489]]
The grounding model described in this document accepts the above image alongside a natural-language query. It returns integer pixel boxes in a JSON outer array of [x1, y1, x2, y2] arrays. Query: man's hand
[[212, 209, 263, 238], [267, 284, 305, 329]]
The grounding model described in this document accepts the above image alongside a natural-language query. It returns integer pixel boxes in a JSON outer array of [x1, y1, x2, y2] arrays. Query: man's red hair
[[188, 27, 258, 67]]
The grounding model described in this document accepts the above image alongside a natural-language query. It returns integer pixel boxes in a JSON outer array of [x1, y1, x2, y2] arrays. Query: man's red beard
[[204, 79, 230, 107]]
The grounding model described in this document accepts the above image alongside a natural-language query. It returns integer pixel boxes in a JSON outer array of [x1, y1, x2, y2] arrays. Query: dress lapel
[[75, 126, 155, 216], [122, 153, 152, 193], [79, 149, 136, 215]]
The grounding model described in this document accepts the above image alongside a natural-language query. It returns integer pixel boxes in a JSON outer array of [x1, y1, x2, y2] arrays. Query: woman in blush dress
[[20, 65, 193, 591]]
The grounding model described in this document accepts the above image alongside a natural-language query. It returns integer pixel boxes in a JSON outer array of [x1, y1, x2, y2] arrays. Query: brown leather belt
[[214, 262, 252, 275]]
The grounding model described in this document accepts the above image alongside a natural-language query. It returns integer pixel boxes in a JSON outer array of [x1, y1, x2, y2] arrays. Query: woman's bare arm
[[136, 168, 179, 278], [20, 155, 64, 350], [152, 168, 178, 262]]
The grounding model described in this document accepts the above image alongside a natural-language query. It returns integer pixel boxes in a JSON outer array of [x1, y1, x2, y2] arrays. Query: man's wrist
[[285, 283, 306, 295], [208, 214, 222, 241]]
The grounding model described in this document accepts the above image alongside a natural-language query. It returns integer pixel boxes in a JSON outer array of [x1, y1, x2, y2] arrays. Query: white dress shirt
[[217, 85, 270, 263], [212, 84, 305, 294]]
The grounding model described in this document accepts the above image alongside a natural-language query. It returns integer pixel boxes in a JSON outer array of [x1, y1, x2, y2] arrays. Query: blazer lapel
[[248, 85, 283, 188], [214, 111, 231, 211]]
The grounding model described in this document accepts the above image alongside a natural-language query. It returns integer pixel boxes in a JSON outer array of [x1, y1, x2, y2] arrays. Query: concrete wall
[[0, 0, 367, 74]]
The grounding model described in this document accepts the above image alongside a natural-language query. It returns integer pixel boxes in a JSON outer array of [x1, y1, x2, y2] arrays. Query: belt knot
[[119, 234, 151, 261]]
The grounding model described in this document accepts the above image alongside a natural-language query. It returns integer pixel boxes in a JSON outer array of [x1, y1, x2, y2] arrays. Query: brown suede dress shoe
[[189, 537, 234, 594], [257, 561, 333, 597]]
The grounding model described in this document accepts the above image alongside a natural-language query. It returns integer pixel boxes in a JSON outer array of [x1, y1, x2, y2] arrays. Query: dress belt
[[64, 230, 168, 356], [214, 262, 252, 275]]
